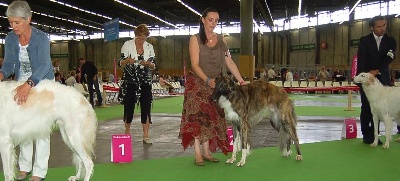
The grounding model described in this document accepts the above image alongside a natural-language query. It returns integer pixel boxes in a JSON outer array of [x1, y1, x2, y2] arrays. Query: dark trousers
[[123, 83, 152, 124], [87, 77, 103, 106], [359, 87, 379, 141]]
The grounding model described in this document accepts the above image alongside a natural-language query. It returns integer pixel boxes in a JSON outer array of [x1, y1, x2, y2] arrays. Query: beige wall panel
[[349, 22, 362, 60], [158, 37, 175, 69], [173, 38, 184, 69], [289, 28, 316, 67], [181, 36, 190, 70], [224, 34, 241, 65], [274, 34, 283, 66], [261, 34, 271, 66], [319, 26, 328, 66], [290, 30, 300, 44], [332, 25, 349, 67], [325, 25, 336, 66], [50, 41, 69, 75]]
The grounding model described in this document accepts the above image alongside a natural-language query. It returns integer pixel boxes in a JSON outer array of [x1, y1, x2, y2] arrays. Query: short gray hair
[[6, 1, 32, 20], [368, 16, 386, 27]]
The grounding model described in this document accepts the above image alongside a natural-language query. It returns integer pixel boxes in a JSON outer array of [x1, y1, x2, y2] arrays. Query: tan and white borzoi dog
[[0, 80, 97, 181], [212, 76, 302, 167], [353, 72, 400, 149]]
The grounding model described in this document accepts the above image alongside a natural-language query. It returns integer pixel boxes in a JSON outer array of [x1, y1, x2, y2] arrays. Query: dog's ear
[[365, 75, 375, 86], [215, 76, 223, 87]]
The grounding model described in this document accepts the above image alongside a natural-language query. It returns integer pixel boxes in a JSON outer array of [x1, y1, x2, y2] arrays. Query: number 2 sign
[[227, 126, 234, 152], [111, 134, 132, 163]]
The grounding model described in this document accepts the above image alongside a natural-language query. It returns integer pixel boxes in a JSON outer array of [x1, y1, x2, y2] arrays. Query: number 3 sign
[[341, 118, 357, 139], [111, 134, 132, 163]]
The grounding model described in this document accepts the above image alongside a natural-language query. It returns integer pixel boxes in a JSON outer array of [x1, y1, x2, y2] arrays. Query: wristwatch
[[26, 80, 34, 87]]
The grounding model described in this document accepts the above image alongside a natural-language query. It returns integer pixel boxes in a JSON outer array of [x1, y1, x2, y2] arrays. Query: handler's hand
[[209, 79, 216, 88], [14, 83, 31, 105], [140, 61, 150, 66], [126, 57, 135, 64], [370, 70, 380, 76]]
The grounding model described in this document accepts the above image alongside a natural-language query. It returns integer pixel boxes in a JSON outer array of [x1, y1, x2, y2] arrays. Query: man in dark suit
[[80, 58, 103, 107], [357, 16, 397, 144]]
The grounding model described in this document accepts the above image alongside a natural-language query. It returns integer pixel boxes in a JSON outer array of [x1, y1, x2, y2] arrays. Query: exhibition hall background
[[1, 17, 400, 79]]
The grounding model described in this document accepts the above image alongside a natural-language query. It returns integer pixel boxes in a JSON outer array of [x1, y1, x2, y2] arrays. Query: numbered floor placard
[[111, 134, 132, 163], [227, 126, 234, 152], [341, 118, 357, 139]]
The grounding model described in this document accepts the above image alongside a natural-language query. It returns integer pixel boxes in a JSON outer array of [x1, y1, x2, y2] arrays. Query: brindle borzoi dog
[[212, 76, 302, 166]]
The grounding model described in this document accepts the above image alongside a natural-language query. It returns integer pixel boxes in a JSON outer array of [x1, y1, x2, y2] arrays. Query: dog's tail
[[59, 96, 98, 179], [279, 99, 302, 159], [71, 101, 98, 179]]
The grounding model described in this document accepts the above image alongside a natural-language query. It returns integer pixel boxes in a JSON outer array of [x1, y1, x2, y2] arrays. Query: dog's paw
[[226, 158, 236, 164], [370, 142, 378, 147], [296, 155, 303, 161], [382, 142, 390, 149], [395, 137, 400, 142], [281, 150, 292, 157], [68, 176, 80, 181], [236, 159, 246, 167]]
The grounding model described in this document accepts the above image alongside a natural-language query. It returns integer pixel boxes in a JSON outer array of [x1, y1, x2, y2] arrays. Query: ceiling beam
[[254, 0, 274, 31]]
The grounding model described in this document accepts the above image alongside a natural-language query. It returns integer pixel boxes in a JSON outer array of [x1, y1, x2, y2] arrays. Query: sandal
[[203, 156, 219, 162], [194, 159, 205, 166], [143, 137, 153, 144]]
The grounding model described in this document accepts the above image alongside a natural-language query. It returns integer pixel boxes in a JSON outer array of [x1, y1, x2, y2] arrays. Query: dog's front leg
[[382, 116, 392, 149], [226, 126, 240, 164], [0, 137, 16, 181], [237, 119, 250, 167], [370, 112, 380, 147]]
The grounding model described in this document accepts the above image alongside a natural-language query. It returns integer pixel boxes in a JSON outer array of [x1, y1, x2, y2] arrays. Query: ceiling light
[[177, 0, 201, 17], [49, 0, 135, 28], [115, 0, 178, 28], [339, 0, 361, 24]]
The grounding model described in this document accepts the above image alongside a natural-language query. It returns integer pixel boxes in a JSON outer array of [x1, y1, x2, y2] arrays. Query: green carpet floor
[[5, 138, 398, 181]]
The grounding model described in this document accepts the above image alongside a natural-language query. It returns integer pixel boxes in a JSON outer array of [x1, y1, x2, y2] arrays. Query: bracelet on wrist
[[206, 77, 211, 85]]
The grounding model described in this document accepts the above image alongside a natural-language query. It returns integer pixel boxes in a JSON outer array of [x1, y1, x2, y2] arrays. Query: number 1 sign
[[111, 134, 132, 163], [341, 118, 357, 139]]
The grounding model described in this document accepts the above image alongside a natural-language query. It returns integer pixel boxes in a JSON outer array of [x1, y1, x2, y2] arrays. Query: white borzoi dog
[[0, 80, 97, 181], [354, 72, 400, 149], [212, 76, 302, 167]]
